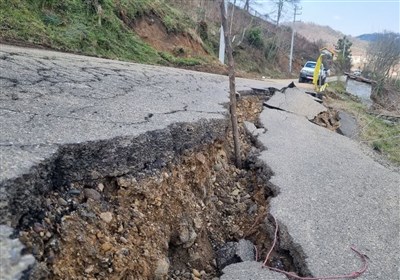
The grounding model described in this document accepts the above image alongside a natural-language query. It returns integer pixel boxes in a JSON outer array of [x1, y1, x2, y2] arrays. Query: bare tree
[[365, 32, 400, 83], [244, 0, 250, 11], [220, 0, 241, 168], [242, 0, 260, 11], [271, 0, 300, 26]]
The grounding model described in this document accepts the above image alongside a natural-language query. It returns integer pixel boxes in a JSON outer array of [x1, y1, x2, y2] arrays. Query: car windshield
[[305, 62, 316, 68]]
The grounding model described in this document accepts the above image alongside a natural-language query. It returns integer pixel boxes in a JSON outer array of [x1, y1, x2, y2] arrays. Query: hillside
[[0, 0, 215, 66], [0, 0, 322, 77], [167, 0, 321, 76], [357, 33, 381, 42], [293, 21, 368, 56]]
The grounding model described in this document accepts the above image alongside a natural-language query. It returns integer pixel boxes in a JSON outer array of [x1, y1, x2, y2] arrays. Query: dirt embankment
[[129, 14, 207, 57]]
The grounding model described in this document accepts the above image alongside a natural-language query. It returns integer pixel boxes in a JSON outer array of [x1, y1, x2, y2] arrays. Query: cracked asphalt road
[[0, 44, 281, 182], [1, 45, 398, 280], [256, 90, 400, 279]]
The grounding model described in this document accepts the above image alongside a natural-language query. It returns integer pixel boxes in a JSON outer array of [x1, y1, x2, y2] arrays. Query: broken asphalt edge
[[0, 119, 228, 227]]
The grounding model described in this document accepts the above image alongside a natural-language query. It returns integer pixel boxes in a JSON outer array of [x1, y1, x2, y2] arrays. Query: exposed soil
[[17, 95, 300, 279], [126, 13, 207, 58], [311, 109, 340, 132]]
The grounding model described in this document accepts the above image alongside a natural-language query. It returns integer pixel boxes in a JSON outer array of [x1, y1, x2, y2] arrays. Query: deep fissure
[[3, 93, 318, 279]]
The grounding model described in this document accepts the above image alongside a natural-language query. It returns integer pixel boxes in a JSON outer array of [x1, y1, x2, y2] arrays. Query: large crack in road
[[1, 45, 398, 280]]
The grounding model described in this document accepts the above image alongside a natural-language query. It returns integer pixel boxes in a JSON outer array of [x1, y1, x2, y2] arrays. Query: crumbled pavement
[[253, 89, 399, 279], [0, 225, 35, 280], [264, 88, 326, 119], [221, 261, 287, 280], [0, 44, 291, 278]]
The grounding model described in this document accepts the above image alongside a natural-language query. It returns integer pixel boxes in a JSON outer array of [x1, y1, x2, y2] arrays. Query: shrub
[[264, 40, 278, 61], [246, 28, 264, 49]]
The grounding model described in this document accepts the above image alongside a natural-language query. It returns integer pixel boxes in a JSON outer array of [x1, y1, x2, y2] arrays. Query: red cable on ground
[[262, 216, 368, 280]]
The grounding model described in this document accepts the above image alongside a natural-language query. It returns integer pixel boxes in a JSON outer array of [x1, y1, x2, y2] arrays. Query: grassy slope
[[327, 82, 400, 165], [0, 0, 322, 77], [0, 0, 198, 65]]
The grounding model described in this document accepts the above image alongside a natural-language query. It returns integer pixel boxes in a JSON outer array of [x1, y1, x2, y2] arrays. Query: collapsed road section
[[2, 44, 398, 280], [0, 45, 295, 279]]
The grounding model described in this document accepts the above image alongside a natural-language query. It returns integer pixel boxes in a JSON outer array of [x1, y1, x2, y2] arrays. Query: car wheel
[[298, 77, 303, 83]]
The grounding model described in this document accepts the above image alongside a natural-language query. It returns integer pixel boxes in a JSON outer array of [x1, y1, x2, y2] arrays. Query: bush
[[264, 40, 278, 61], [41, 11, 63, 26], [198, 21, 208, 41], [246, 28, 264, 49]]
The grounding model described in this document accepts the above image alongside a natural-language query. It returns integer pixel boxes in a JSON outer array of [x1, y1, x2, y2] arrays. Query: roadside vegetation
[[327, 82, 400, 165], [0, 0, 202, 66], [363, 32, 400, 111], [0, 0, 324, 77]]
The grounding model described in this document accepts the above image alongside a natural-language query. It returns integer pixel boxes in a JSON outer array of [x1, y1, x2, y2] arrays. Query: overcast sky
[[253, 0, 400, 36]]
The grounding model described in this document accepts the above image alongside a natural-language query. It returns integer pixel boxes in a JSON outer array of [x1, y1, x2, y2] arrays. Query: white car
[[299, 61, 327, 85]]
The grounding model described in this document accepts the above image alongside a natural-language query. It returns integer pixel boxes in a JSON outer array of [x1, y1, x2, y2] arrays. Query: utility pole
[[219, 0, 228, 64], [289, 5, 301, 73]]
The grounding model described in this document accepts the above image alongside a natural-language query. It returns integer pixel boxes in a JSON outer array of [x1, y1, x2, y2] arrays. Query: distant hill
[[357, 33, 381, 42], [357, 32, 400, 42], [290, 22, 368, 56]]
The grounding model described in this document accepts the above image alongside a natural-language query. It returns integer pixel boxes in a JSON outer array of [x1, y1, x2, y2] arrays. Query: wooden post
[[220, 0, 241, 168]]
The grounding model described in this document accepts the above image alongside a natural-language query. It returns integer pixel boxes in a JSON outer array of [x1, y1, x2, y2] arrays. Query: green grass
[[158, 51, 203, 67], [328, 82, 400, 165], [0, 0, 193, 64]]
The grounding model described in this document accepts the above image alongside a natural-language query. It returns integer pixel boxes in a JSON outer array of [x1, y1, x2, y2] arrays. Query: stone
[[192, 269, 201, 277], [244, 121, 257, 134], [231, 189, 240, 196], [216, 242, 238, 270], [183, 231, 197, 249], [33, 222, 45, 233], [196, 153, 206, 164], [84, 188, 101, 201], [0, 225, 35, 280], [85, 265, 94, 273], [236, 239, 255, 262], [213, 163, 223, 171], [101, 242, 112, 252], [120, 236, 128, 244], [97, 183, 105, 192], [193, 217, 202, 229], [57, 197, 68, 206], [154, 257, 170, 280], [117, 177, 137, 188], [247, 204, 258, 215], [237, 203, 247, 213], [99, 212, 113, 223]]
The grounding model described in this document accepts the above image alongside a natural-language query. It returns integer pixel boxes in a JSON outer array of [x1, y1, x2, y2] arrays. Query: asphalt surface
[[255, 89, 400, 279], [0, 45, 224, 181], [0, 44, 281, 183]]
